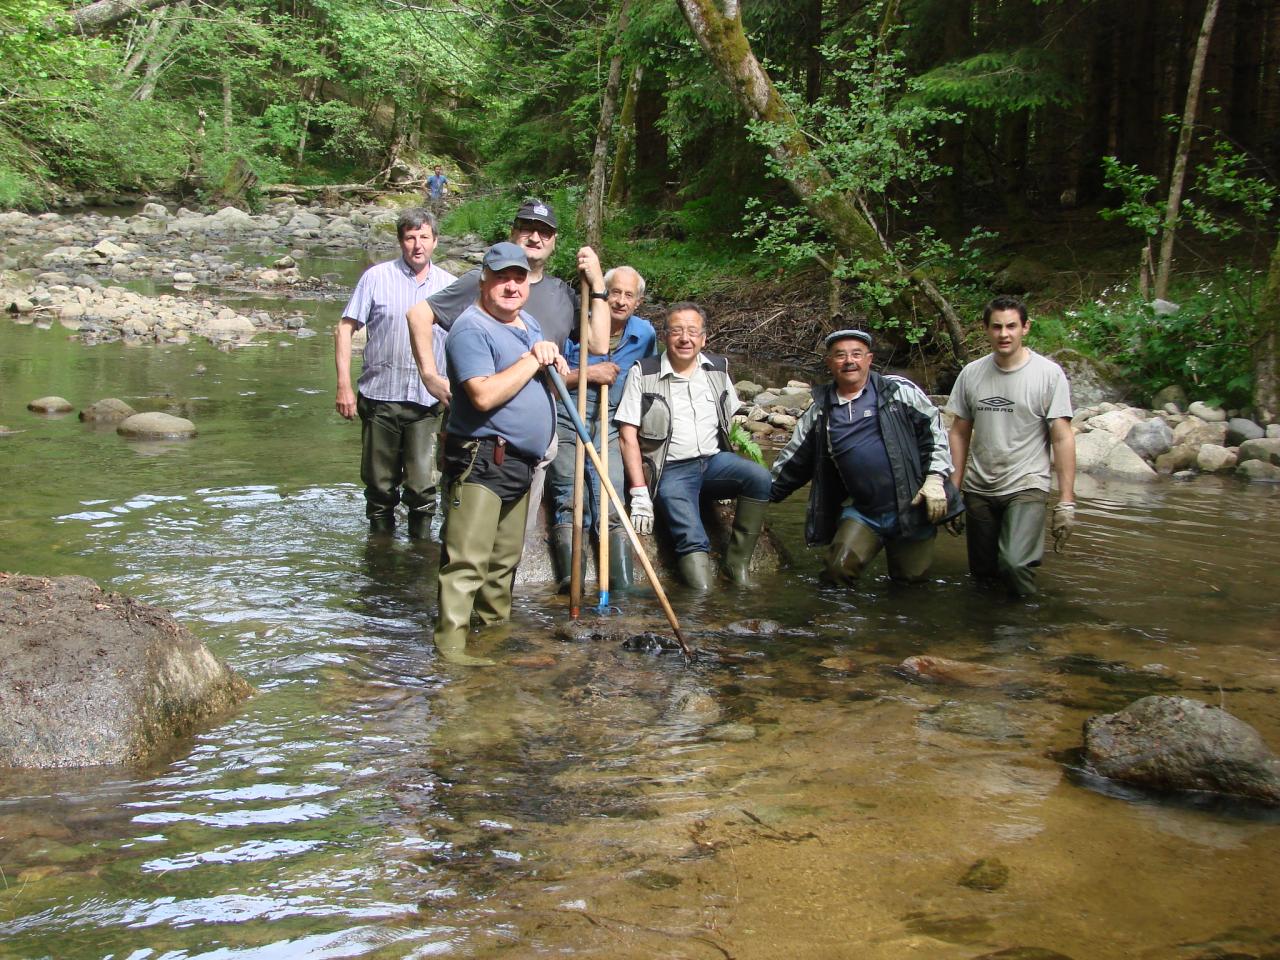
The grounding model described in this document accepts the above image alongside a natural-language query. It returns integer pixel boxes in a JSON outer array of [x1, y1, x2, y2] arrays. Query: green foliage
[[1099, 156, 1162, 238], [1062, 274, 1259, 406], [728, 421, 765, 467], [1184, 141, 1277, 240], [913, 48, 1076, 113]]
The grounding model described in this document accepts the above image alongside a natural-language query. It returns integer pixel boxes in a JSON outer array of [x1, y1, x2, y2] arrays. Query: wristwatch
[[590, 290, 608, 300]]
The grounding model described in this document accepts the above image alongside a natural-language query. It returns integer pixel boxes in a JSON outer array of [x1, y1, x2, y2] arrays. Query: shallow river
[[1, 316, 1278, 960]]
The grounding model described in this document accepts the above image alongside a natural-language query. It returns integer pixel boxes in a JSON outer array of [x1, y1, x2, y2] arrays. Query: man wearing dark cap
[[407, 199, 610, 548], [433, 241, 568, 666], [770, 329, 962, 585]]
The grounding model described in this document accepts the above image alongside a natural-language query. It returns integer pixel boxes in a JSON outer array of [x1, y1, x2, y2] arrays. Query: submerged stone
[[117, 411, 197, 439], [959, 857, 1010, 892], [973, 950, 1075, 960], [27, 396, 73, 414], [898, 655, 1020, 688], [922, 702, 1024, 741], [79, 398, 136, 422]]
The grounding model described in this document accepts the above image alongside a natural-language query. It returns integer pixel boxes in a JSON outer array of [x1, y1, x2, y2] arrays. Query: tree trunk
[[1154, 0, 1221, 300], [584, 0, 632, 250], [117, 9, 165, 85], [133, 0, 187, 101], [1254, 235, 1280, 424], [607, 65, 643, 207], [675, 0, 967, 358], [222, 67, 233, 153], [53, 0, 185, 36]]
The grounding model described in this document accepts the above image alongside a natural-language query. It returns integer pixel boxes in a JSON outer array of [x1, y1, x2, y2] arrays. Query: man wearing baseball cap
[[407, 198, 610, 553], [433, 241, 568, 666], [769, 329, 962, 585]]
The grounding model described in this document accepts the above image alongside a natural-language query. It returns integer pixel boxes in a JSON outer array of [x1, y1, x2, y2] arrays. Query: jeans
[[357, 394, 442, 521], [655, 451, 772, 556], [547, 398, 626, 531]]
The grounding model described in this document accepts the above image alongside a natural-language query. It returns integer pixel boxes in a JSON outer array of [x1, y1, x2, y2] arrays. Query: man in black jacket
[[770, 330, 962, 584]]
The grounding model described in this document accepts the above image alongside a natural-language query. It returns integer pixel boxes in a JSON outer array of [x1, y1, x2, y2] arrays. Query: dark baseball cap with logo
[[514, 199, 558, 231], [481, 241, 531, 273]]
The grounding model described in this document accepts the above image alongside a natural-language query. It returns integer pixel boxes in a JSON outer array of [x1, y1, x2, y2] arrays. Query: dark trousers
[[357, 394, 442, 521], [963, 489, 1047, 597]]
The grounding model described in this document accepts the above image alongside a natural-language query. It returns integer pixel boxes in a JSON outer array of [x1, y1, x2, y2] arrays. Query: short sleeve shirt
[[946, 351, 1073, 496], [444, 304, 556, 459], [614, 353, 727, 461], [562, 313, 658, 413], [342, 257, 456, 406], [428, 269, 579, 351]]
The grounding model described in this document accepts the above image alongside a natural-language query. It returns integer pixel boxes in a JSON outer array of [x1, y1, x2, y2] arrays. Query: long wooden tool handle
[[569, 279, 589, 617], [547, 367, 691, 656]]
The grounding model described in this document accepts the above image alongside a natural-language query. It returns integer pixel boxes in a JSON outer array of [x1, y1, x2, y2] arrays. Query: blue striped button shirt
[[342, 257, 456, 406]]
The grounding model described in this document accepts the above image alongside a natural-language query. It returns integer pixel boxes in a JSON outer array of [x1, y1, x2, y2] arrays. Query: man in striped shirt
[[335, 208, 456, 538]]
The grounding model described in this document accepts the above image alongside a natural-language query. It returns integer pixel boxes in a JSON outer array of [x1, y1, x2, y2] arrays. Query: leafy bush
[[1062, 272, 1260, 406]]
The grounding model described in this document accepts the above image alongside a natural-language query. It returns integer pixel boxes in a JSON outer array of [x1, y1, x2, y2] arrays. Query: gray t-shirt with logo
[[946, 351, 1073, 496]]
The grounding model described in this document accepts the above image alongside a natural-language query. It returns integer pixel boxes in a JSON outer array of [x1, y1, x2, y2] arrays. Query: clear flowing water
[[1, 319, 1279, 960]]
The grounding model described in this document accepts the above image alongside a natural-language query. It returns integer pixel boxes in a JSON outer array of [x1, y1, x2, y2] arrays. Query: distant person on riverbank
[[947, 295, 1076, 597], [615, 303, 771, 590], [547, 266, 657, 591], [426, 166, 448, 215], [334, 208, 455, 539], [406, 199, 610, 552], [434, 242, 567, 666], [770, 330, 962, 585]]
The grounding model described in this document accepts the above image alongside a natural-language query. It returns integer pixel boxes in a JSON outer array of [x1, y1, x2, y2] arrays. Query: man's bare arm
[[618, 422, 646, 489], [948, 417, 973, 491], [1049, 417, 1076, 504], [334, 317, 359, 419], [407, 300, 451, 404]]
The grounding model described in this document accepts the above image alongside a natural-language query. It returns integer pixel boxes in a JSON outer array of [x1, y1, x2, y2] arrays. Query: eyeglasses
[[830, 350, 870, 361], [667, 327, 704, 338], [514, 219, 556, 238]]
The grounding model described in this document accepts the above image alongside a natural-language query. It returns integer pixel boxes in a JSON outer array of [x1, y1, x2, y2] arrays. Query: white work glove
[[1052, 502, 1076, 553], [628, 486, 654, 535], [911, 473, 948, 524]]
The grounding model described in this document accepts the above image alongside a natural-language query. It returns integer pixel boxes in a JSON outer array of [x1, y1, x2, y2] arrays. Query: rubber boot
[[825, 518, 881, 586], [550, 524, 575, 594], [474, 493, 530, 626], [676, 551, 713, 590], [721, 497, 768, 586], [368, 513, 396, 536], [434, 483, 501, 666], [608, 527, 634, 589], [406, 509, 433, 541]]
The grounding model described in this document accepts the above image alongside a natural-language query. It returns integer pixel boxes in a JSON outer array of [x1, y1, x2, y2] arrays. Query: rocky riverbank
[[0, 199, 487, 347]]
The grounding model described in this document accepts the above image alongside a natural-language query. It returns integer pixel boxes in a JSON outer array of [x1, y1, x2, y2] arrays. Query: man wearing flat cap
[[770, 329, 963, 584], [433, 241, 568, 666], [407, 199, 610, 551]]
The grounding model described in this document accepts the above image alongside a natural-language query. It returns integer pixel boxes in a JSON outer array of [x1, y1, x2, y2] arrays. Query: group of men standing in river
[[335, 201, 1077, 665]]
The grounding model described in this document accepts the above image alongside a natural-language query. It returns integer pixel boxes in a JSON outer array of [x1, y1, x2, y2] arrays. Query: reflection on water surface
[[1, 322, 1278, 959]]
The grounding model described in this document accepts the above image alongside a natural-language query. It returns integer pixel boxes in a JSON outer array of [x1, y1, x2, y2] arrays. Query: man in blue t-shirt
[[425, 166, 448, 214], [770, 330, 962, 584], [434, 242, 568, 666], [547, 265, 657, 591]]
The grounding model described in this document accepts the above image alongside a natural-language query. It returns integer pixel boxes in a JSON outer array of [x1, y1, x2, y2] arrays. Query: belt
[[447, 433, 540, 465]]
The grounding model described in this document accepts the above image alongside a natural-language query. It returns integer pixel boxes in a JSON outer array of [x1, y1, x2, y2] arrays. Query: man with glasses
[[407, 199, 610, 549], [615, 303, 771, 589], [770, 329, 962, 585]]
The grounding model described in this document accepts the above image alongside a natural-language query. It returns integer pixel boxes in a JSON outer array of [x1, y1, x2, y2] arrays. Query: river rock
[[959, 857, 1010, 891], [1225, 417, 1264, 445], [141, 202, 169, 219], [1074, 430, 1157, 479], [1236, 437, 1280, 466], [1269, 424, 1280, 439], [1154, 443, 1200, 473], [0, 573, 252, 768], [1195, 444, 1236, 473], [1172, 416, 1228, 448], [1050, 349, 1128, 407], [117, 412, 197, 439], [27, 396, 73, 414], [1124, 418, 1173, 460], [89, 238, 128, 260], [1186, 400, 1226, 422], [1237, 459, 1280, 482], [1084, 408, 1143, 439], [198, 314, 256, 340], [1082, 695, 1280, 805], [208, 206, 255, 230], [898, 655, 1019, 688], [79, 398, 136, 423], [1150, 384, 1187, 412]]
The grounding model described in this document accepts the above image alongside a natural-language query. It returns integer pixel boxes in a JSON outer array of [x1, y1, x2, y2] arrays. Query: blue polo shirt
[[562, 313, 658, 414], [828, 380, 896, 516], [445, 304, 556, 460]]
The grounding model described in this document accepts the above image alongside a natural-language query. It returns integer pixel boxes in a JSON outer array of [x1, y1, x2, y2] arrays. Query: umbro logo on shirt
[[978, 396, 1016, 412]]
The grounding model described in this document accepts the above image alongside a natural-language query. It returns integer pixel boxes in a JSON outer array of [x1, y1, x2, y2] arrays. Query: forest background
[[3, 0, 1279, 413]]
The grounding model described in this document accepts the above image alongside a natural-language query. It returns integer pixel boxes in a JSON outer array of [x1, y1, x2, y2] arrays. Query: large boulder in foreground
[[0, 573, 252, 768], [1082, 695, 1280, 806]]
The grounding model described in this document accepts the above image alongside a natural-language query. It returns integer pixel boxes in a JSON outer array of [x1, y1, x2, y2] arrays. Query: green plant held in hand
[[728, 421, 765, 468]]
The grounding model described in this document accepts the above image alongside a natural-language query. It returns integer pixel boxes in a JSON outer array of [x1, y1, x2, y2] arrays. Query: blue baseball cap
[[481, 241, 530, 273]]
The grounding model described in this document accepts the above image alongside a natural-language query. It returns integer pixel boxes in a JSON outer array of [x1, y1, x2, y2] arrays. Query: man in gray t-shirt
[[947, 296, 1077, 597]]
